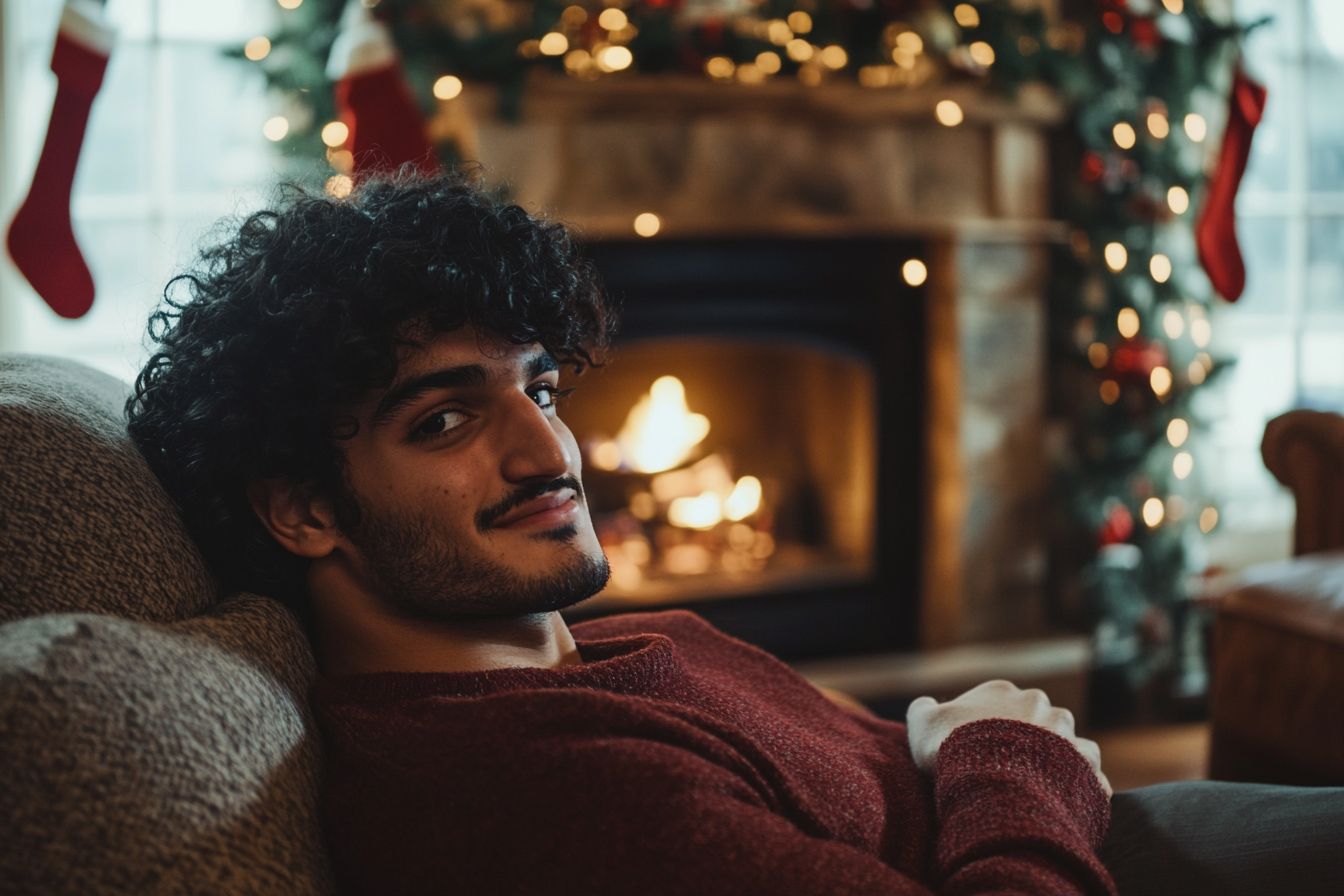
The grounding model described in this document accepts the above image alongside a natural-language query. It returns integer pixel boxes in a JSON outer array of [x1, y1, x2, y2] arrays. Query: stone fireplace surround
[[461, 74, 1089, 705]]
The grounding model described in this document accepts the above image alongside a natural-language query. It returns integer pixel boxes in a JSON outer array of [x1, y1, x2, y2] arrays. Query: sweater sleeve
[[933, 719, 1118, 896]]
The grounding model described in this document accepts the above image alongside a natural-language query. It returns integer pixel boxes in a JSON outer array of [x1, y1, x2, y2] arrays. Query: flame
[[668, 491, 724, 530], [617, 376, 710, 474], [724, 475, 762, 521]]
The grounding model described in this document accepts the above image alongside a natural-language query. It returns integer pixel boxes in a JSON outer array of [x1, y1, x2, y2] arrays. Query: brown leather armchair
[[1209, 409, 1344, 785]]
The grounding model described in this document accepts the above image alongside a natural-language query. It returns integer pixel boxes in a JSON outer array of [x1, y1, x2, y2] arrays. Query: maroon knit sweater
[[312, 610, 1116, 896]]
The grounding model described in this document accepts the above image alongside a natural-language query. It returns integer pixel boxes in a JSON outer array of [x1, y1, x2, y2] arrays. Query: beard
[[344, 478, 610, 621]]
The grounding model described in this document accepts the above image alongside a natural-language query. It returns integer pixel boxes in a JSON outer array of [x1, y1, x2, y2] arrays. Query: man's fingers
[[906, 695, 938, 722]]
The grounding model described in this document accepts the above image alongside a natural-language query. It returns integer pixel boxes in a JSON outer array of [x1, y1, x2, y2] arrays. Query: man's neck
[[308, 566, 582, 676]]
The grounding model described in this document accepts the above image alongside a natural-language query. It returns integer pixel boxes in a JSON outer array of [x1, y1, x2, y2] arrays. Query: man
[[127, 172, 1343, 896]]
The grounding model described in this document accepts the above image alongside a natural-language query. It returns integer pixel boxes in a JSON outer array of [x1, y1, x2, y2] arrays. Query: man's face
[[334, 326, 609, 620]]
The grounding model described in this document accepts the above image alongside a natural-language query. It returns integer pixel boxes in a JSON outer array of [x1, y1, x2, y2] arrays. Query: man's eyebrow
[[372, 364, 488, 428], [526, 349, 560, 379]]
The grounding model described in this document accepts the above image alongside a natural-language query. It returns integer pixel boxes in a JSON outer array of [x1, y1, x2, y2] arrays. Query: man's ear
[[247, 478, 343, 559]]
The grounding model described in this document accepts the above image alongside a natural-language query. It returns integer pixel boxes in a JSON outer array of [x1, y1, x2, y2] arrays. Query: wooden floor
[[1093, 723, 1210, 793]]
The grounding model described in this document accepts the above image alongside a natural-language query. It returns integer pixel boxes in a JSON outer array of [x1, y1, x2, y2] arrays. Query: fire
[[616, 376, 710, 473], [588, 374, 772, 591]]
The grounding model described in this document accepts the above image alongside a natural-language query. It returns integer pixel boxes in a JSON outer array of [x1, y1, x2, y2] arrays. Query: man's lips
[[490, 488, 580, 530]]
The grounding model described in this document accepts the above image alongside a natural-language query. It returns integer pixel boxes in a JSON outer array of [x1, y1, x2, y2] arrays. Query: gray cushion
[[0, 593, 334, 895], [0, 354, 214, 625]]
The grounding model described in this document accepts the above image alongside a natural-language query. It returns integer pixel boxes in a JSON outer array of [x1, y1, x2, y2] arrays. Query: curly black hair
[[127, 170, 617, 617]]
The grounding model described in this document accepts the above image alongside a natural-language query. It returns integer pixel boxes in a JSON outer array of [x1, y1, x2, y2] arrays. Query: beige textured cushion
[[0, 594, 334, 894], [0, 354, 333, 893], [0, 354, 214, 624]]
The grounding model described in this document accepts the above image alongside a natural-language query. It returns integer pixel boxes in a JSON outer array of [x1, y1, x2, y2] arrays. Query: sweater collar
[[311, 631, 680, 705]]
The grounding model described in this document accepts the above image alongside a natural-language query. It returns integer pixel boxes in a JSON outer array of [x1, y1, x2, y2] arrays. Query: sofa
[[0, 354, 334, 894], [1210, 409, 1344, 786]]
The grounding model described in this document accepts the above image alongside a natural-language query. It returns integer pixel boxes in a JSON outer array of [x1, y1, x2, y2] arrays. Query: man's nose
[[498, 394, 572, 484]]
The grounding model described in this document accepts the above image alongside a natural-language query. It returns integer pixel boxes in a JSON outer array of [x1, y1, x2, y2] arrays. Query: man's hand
[[906, 680, 1112, 797]]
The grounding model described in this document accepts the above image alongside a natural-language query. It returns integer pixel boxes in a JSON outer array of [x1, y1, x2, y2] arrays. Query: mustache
[[475, 476, 585, 533]]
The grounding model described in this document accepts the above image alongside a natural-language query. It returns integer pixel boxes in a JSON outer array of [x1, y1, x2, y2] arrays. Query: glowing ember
[[616, 376, 710, 473]]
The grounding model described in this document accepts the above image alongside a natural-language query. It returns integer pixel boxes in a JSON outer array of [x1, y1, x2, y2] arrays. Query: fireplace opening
[[562, 237, 925, 661], [564, 337, 876, 607]]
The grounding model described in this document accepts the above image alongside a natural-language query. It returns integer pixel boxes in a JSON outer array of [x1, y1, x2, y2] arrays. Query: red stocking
[[6, 1, 114, 319], [1196, 67, 1268, 303], [327, 18, 437, 177]]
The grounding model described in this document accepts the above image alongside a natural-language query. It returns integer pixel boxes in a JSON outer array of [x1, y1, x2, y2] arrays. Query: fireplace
[[562, 237, 925, 661]]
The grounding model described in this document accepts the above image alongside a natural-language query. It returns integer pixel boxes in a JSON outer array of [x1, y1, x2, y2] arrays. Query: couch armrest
[[1262, 409, 1344, 556]]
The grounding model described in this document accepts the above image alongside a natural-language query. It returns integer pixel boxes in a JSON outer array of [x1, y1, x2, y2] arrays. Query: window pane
[[1307, 216, 1344, 310], [167, 46, 273, 193], [1301, 331, 1344, 405], [74, 43, 154, 198], [1308, 59, 1344, 190], [1235, 216, 1289, 311]]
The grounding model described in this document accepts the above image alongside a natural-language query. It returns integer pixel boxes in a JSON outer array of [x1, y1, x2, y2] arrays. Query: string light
[[1188, 359, 1206, 384], [277, 0, 302, 9], [1088, 342, 1109, 368], [1191, 318, 1212, 347], [705, 56, 735, 80], [902, 258, 928, 286], [262, 116, 289, 141], [561, 5, 588, 25], [433, 75, 463, 100], [767, 19, 793, 45], [1142, 497, 1165, 527], [1150, 366, 1173, 396], [1173, 451, 1194, 479], [1100, 380, 1121, 404], [539, 32, 569, 55], [954, 3, 980, 27], [327, 148, 353, 173], [1105, 242, 1128, 271], [1199, 506, 1219, 533], [325, 175, 353, 198], [1185, 113, 1207, 142], [320, 121, 349, 147], [1163, 0, 1184, 12], [895, 32, 924, 54], [597, 45, 633, 71], [1168, 186, 1190, 214], [756, 51, 781, 74], [787, 11, 812, 33], [1117, 307, 1140, 338], [598, 7, 627, 30], [1150, 253, 1172, 283], [820, 45, 848, 69], [244, 37, 271, 61], [1167, 418, 1189, 447], [1147, 112, 1169, 138], [1163, 308, 1185, 338], [1113, 122, 1137, 149], [935, 100, 964, 126], [633, 212, 661, 237], [797, 65, 822, 86], [968, 41, 995, 66], [786, 39, 813, 62]]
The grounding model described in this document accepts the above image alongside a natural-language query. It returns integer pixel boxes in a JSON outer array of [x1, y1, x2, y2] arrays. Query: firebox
[[562, 237, 926, 661]]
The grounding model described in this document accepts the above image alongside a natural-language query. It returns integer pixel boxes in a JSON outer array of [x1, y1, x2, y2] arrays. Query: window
[[1200, 0, 1344, 569], [0, 0, 277, 383]]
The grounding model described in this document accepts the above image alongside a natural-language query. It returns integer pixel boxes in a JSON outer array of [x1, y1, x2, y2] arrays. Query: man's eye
[[417, 409, 466, 437], [532, 385, 562, 409]]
